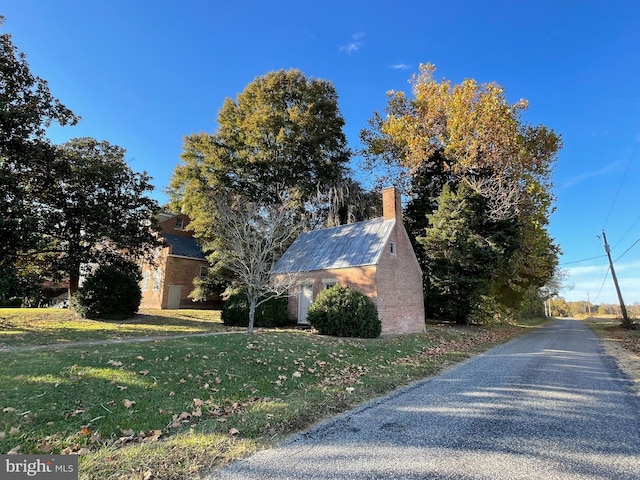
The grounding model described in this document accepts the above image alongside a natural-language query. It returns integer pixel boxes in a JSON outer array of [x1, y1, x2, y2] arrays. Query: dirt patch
[[600, 338, 640, 394]]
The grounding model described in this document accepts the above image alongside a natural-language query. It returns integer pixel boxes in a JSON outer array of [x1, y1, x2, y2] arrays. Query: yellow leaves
[[381, 62, 531, 178]]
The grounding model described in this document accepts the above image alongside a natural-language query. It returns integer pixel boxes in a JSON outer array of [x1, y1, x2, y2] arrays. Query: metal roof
[[162, 233, 206, 259], [271, 218, 395, 274]]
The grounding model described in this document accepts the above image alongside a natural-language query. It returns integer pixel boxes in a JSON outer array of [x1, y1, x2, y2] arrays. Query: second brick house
[[139, 212, 219, 309]]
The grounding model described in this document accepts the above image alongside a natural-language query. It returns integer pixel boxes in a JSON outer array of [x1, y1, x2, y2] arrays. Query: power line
[[559, 255, 607, 266], [591, 266, 610, 303], [612, 212, 640, 250], [602, 139, 639, 229], [614, 236, 640, 263]]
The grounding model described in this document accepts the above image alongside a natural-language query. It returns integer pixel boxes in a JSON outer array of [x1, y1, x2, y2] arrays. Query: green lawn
[[0, 308, 231, 348], [0, 309, 547, 479], [581, 315, 640, 355]]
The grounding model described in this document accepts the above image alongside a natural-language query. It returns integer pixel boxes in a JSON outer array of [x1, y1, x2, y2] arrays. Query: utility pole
[[587, 292, 592, 316], [601, 230, 631, 328]]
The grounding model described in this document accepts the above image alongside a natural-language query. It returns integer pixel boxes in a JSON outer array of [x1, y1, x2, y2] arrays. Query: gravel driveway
[[210, 319, 640, 479]]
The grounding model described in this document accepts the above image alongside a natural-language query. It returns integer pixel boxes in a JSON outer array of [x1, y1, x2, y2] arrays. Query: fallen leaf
[[9, 426, 19, 435], [193, 398, 204, 407], [229, 428, 240, 436], [3, 407, 16, 413], [38, 442, 53, 453], [138, 370, 149, 376], [136, 356, 144, 361], [169, 391, 175, 397], [8, 445, 20, 454], [123, 399, 136, 409], [292, 371, 302, 378], [108, 360, 123, 367], [117, 385, 127, 390], [78, 448, 90, 455]]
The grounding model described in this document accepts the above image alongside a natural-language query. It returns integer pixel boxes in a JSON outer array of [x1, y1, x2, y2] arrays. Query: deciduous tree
[[169, 68, 350, 230], [29, 137, 160, 296], [0, 16, 79, 293], [204, 192, 301, 333], [362, 63, 561, 319]]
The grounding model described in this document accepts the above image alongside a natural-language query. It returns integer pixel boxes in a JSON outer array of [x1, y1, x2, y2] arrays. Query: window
[[152, 269, 163, 291], [323, 279, 337, 289], [199, 266, 209, 279], [141, 270, 150, 291], [390, 242, 397, 256], [175, 217, 184, 230]]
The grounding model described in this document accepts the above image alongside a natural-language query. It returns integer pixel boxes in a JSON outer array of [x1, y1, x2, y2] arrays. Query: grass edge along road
[[1, 310, 548, 480]]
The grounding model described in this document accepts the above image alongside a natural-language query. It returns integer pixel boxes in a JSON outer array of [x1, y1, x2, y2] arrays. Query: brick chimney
[[382, 187, 402, 223]]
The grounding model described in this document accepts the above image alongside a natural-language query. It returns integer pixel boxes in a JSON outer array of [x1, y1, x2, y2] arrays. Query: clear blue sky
[[3, 1, 640, 305]]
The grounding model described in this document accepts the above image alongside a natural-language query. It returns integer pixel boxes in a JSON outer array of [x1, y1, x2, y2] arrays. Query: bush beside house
[[71, 256, 142, 320], [222, 288, 289, 328], [307, 285, 381, 338]]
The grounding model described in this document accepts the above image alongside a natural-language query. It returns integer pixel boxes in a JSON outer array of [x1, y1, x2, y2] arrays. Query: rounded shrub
[[71, 255, 142, 320], [307, 285, 381, 338], [222, 288, 289, 328]]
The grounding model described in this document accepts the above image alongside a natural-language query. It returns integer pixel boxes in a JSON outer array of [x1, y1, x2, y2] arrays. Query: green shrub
[[307, 285, 381, 338], [71, 255, 142, 320], [222, 288, 289, 328]]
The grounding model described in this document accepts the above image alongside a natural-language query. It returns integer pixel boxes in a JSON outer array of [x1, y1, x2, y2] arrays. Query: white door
[[298, 284, 313, 325], [167, 285, 182, 309]]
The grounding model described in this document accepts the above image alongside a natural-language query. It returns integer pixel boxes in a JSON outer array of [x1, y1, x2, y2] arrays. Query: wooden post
[[602, 230, 631, 328]]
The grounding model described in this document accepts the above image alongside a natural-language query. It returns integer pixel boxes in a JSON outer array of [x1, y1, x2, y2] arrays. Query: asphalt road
[[210, 319, 640, 479]]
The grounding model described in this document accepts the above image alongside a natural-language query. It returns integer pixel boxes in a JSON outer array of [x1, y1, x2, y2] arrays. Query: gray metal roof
[[271, 218, 395, 274], [162, 233, 206, 259]]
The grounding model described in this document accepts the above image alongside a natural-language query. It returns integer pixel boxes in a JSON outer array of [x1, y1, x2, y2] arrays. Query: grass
[[0, 308, 232, 348], [581, 315, 640, 356], [0, 309, 548, 479]]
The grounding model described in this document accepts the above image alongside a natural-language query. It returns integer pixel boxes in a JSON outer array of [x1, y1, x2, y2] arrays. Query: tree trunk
[[248, 300, 256, 334], [69, 275, 80, 299]]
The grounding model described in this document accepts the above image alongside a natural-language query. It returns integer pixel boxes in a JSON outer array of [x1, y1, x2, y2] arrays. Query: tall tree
[[420, 182, 519, 324], [169, 69, 350, 225], [0, 16, 79, 292], [168, 69, 352, 294], [362, 63, 561, 318], [28, 137, 160, 296]]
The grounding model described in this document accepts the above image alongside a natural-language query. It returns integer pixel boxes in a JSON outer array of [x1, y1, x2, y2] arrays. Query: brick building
[[271, 187, 425, 335], [139, 213, 219, 309]]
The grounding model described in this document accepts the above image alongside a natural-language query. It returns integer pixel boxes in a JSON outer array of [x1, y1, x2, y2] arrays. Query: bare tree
[[211, 192, 301, 333]]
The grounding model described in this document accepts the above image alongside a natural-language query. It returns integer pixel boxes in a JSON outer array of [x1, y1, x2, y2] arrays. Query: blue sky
[[3, 1, 640, 305]]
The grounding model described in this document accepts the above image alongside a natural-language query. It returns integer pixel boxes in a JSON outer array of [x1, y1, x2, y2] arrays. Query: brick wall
[[285, 266, 377, 322], [376, 222, 425, 335], [159, 213, 193, 238]]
